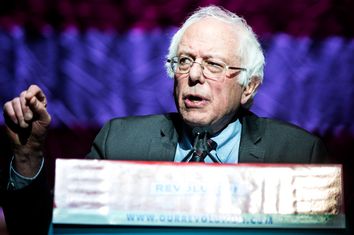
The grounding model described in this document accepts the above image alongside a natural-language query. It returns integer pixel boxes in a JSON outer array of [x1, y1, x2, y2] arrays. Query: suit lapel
[[238, 110, 265, 163], [147, 114, 180, 162]]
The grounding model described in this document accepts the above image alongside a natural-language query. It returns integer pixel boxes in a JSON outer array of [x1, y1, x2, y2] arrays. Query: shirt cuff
[[7, 156, 45, 190]]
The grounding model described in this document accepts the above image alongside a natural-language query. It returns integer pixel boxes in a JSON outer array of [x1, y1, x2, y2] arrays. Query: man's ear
[[241, 77, 261, 105]]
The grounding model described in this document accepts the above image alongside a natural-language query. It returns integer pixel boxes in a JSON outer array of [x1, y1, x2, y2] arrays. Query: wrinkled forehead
[[178, 18, 244, 63]]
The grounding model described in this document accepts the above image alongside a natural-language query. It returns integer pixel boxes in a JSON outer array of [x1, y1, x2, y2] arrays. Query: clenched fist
[[3, 84, 51, 177]]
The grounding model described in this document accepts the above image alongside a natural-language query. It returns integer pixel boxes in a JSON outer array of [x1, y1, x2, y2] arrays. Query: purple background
[[0, 0, 353, 232]]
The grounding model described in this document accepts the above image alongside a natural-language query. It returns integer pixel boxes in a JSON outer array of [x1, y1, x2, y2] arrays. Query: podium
[[51, 159, 346, 234]]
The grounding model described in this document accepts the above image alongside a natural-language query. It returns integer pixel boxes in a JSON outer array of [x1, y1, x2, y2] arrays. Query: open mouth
[[184, 94, 208, 107], [186, 95, 204, 102]]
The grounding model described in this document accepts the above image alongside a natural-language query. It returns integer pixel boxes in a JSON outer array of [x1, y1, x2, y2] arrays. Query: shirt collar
[[179, 119, 242, 152]]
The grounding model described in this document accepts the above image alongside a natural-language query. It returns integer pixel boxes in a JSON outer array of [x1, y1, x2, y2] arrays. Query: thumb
[[27, 96, 51, 126]]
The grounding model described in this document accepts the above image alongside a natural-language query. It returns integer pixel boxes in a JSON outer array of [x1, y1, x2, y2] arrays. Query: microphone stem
[[206, 151, 222, 163], [181, 149, 195, 162]]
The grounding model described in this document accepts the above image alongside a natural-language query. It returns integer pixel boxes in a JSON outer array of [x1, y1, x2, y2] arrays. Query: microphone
[[182, 127, 221, 163]]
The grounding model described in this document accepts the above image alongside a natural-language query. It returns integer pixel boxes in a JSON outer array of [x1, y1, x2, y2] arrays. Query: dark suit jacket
[[87, 111, 328, 163], [2, 111, 328, 234]]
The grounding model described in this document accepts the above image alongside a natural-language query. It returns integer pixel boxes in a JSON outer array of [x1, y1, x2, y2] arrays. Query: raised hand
[[3, 84, 51, 177]]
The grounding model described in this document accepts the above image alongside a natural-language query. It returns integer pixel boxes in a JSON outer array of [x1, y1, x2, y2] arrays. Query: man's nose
[[189, 61, 206, 84]]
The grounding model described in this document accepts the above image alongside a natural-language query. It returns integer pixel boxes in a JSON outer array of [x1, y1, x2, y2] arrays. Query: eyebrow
[[178, 51, 229, 62]]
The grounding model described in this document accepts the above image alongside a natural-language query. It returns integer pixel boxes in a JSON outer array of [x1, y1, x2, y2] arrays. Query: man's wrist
[[8, 156, 44, 190], [12, 148, 44, 177]]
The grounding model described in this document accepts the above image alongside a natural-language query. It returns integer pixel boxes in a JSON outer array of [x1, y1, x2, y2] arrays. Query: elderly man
[[2, 5, 328, 234]]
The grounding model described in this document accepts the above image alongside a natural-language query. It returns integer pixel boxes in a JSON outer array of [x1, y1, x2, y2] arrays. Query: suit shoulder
[[103, 113, 178, 133], [242, 110, 319, 140], [109, 113, 174, 124], [261, 117, 320, 142], [241, 111, 328, 163]]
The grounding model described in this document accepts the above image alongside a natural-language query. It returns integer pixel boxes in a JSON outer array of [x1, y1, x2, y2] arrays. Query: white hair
[[165, 5, 265, 99]]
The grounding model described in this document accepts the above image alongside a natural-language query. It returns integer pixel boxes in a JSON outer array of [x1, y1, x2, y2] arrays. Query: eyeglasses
[[167, 55, 247, 81]]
